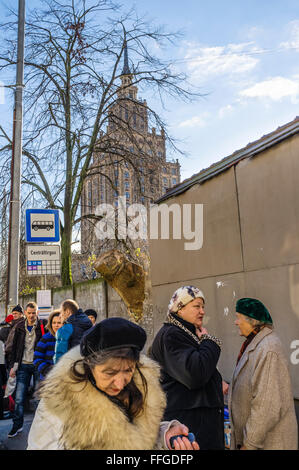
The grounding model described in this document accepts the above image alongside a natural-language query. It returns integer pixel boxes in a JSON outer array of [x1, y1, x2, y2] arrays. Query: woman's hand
[[195, 327, 208, 338], [222, 381, 229, 395], [165, 423, 200, 450]]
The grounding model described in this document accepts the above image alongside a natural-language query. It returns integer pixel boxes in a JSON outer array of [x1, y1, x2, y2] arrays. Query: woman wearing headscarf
[[150, 286, 225, 450], [27, 317, 199, 450], [229, 298, 298, 450]]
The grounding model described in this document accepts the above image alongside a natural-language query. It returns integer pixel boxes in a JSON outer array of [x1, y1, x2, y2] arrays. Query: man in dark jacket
[[0, 305, 24, 370], [54, 299, 92, 364], [150, 285, 225, 450], [7, 302, 44, 438]]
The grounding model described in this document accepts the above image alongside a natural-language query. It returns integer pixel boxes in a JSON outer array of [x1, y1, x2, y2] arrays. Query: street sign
[[26, 244, 61, 276], [37, 290, 53, 320], [25, 209, 60, 243]]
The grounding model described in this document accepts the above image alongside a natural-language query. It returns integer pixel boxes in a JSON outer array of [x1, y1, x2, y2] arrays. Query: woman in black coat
[[150, 286, 226, 450]]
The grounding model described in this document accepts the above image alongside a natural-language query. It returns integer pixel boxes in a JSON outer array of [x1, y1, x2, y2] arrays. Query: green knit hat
[[236, 298, 273, 324]]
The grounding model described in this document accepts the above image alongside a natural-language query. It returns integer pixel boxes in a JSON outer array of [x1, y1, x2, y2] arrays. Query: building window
[[172, 178, 177, 185], [87, 181, 92, 208], [172, 168, 177, 175], [163, 177, 167, 185], [124, 171, 129, 179], [125, 181, 130, 190], [125, 191, 130, 200]]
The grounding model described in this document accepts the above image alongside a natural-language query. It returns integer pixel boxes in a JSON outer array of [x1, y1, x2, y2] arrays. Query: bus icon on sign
[[32, 220, 54, 231], [26, 209, 60, 243]]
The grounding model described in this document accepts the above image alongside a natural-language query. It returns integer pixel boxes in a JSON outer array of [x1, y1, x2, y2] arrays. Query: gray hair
[[245, 316, 273, 329]]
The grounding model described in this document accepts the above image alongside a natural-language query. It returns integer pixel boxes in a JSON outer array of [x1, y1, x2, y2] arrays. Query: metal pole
[[7, 0, 25, 311]]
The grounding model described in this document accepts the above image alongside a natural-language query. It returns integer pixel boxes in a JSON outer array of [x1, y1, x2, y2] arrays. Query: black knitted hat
[[84, 309, 98, 320], [80, 317, 147, 357], [12, 304, 23, 314]]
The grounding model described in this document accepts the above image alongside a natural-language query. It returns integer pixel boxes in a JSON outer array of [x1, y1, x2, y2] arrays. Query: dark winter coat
[[3, 317, 24, 365], [150, 314, 224, 450], [34, 331, 56, 380], [0, 324, 11, 344], [0, 317, 23, 346], [9, 319, 44, 369], [54, 309, 92, 363]]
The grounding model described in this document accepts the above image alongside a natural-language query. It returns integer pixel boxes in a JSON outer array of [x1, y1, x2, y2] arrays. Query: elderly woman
[[27, 317, 199, 450], [229, 298, 298, 450], [150, 286, 225, 450]]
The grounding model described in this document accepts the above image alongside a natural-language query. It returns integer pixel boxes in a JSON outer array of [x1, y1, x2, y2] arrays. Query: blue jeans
[[13, 364, 39, 428]]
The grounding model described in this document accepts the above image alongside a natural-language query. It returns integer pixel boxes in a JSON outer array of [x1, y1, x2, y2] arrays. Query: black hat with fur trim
[[80, 317, 147, 357]]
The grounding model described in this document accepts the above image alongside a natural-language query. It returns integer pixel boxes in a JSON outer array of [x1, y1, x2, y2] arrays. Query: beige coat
[[228, 327, 298, 450], [27, 346, 177, 450]]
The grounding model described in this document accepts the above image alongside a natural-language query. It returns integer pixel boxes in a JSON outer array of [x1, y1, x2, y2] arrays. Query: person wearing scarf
[[228, 298, 298, 450], [150, 286, 226, 450]]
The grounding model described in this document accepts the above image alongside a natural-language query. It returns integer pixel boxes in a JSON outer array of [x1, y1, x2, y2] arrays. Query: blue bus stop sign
[[25, 209, 60, 243]]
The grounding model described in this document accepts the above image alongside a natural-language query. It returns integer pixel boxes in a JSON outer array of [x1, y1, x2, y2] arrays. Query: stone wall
[[16, 278, 124, 326]]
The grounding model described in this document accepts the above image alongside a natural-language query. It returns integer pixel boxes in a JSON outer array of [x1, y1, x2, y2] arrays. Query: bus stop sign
[[25, 209, 60, 243]]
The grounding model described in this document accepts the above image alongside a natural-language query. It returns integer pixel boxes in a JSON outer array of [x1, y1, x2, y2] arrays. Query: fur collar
[[39, 346, 166, 450]]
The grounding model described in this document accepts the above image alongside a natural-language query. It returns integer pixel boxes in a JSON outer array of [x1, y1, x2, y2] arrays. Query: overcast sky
[[1, 0, 298, 182]]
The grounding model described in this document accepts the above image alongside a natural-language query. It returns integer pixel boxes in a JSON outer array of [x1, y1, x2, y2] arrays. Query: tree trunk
[[60, 221, 73, 287]]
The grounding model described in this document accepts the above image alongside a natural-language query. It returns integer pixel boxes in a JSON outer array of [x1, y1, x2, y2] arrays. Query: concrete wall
[[149, 132, 299, 400], [18, 278, 108, 325], [52, 287, 73, 312]]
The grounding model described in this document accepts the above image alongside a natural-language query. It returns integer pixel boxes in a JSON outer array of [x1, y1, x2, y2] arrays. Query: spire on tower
[[122, 40, 131, 75]]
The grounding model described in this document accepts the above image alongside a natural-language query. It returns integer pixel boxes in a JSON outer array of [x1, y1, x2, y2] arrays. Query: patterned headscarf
[[167, 286, 205, 317], [166, 285, 222, 349]]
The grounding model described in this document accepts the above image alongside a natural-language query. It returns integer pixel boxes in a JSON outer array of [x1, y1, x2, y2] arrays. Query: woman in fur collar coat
[[27, 317, 199, 450]]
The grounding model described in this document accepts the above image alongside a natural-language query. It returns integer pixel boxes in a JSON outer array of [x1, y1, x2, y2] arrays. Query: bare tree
[[0, 0, 199, 286]]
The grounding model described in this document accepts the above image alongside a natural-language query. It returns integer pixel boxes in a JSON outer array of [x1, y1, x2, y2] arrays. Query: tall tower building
[[80, 43, 180, 255]]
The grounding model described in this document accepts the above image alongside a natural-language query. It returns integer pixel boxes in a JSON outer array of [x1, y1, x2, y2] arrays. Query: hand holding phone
[[169, 432, 196, 449]]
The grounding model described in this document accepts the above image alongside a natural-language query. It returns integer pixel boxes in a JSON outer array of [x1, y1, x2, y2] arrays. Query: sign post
[[25, 209, 61, 320]]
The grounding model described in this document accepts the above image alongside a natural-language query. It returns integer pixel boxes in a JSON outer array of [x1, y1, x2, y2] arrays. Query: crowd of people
[[0, 288, 297, 450]]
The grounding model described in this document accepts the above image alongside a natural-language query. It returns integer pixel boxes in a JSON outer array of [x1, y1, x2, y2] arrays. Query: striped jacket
[[34, 331, 56, 380]]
